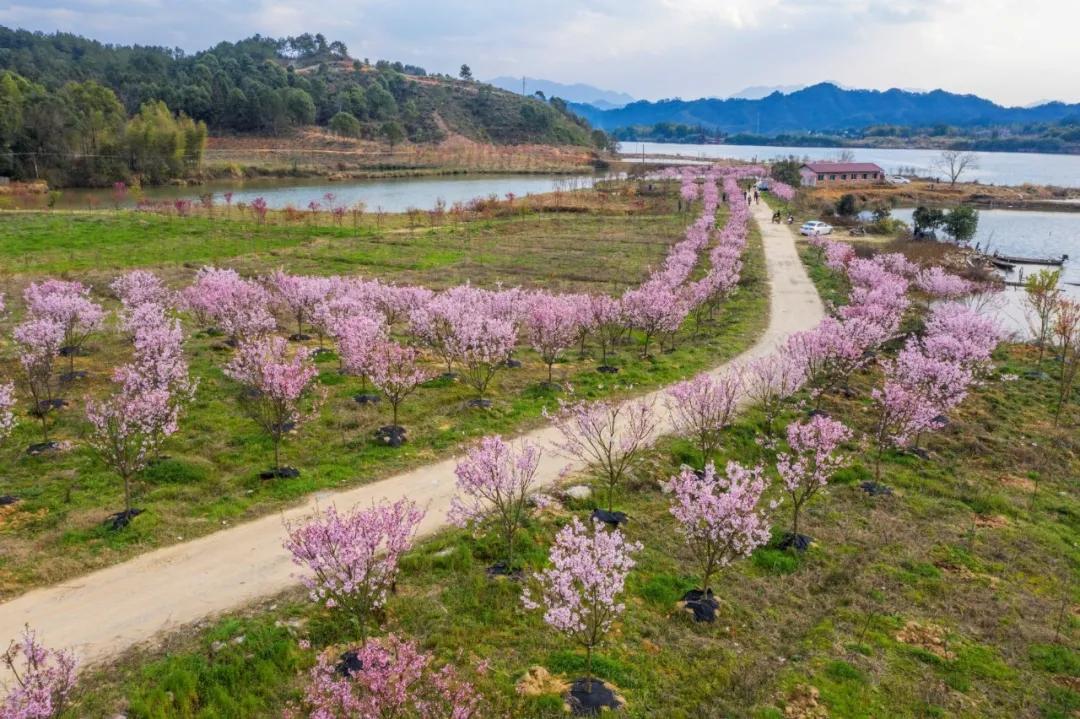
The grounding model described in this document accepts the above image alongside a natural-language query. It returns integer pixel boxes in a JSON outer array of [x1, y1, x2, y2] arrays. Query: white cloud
[[1, 0, 1077, 105]]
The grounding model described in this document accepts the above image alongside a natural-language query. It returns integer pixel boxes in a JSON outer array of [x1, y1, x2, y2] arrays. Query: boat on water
[[990, 258, 1017, 271], [991, 252, 1068, 266]]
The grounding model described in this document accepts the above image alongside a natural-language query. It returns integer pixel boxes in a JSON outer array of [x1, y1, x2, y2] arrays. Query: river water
[[52, 173, 599, 212], [621, 142, 1080, 188]]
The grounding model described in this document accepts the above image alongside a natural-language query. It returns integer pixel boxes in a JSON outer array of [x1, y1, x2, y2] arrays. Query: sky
[[3, 0, 1079, 106]]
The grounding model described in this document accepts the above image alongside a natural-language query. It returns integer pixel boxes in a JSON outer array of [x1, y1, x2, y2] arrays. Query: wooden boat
[[989, 258, 1017, 271], [992, 253, 1068, 266]]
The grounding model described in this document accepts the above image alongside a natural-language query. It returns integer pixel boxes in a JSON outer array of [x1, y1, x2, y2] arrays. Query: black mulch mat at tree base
[[504, 358, 522, 368], [907, 447, 930, 460], [260, 467, 301, 480], [32, 399, 68, 415], [105, 508, 143, 530], [590, 509, 628, 528], [353, 393, 382, 406], [860, 481, 894, 497], [288, 333, 313, 342], [681, 588, 719, 623], [485, 562, 524, 580], [466, 398, 493, 409], [808, 408, 831, 419], [26, 441, 59, 456], [0, 495, 18, 506], [375, 425, 407, 447], [567, 678, 622, 716], [931, 414, 949, 428], [596, 365, 619, 374], [58, 371, 88, 383], [777, 532, 813, 552], [335, 650, 364, 677], [1025, 370, 1052, 381], [311, 347, 334, 358]]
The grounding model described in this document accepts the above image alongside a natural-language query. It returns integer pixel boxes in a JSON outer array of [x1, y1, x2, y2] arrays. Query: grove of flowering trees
[[0, 164, 1015, 715]]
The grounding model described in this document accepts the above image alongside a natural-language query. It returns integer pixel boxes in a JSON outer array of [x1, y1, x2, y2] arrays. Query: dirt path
[[0, 200, 822, 673]]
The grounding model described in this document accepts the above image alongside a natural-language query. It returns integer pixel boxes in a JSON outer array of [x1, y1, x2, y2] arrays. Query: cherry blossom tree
[[290, 634, 482, 719], [110, 270, 169, 308], [367, 340, 432, 431], [621, 281, 682, 357], [85, 385, 172, 525], [869, 377, 940, 480], [23, 279, 105, 376], [665, 371, 741, 465], [0, 626, 77, 719], [775, 415, 852, 541], [526, 294, 581, 385], [284, 500, 423, 643], [743, 353, 807, 435], [225, 337, 318, 475], [268, 271, 334, 339], [112, 314, 196, 455], [334, 315, 388, 395], [449, 435, 542, 571], [546, 398, 658, 511], [0, 381, 14, 445], [662, 461, 771, 594], [449, 315, 516, 403], [181, 267, 275, 343], [12, 318, 65, 444], [522, 517, 641, 693]]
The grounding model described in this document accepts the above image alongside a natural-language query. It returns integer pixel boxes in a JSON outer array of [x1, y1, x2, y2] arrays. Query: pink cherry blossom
[[662, 460, 771, 593], [665, 370, 742, 463], [0, 626, 77, 719], [546, 397, 658, 511], [284, 500, 423, 642], [290, 634, 482, 719], [776, 415, 852, 538], [367, 340, 433, 428], [449, 435, 541, 569], [522, 517, 641, 688], [225, 336, 318, 472]]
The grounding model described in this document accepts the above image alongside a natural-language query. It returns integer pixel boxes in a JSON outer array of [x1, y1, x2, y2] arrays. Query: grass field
[[0, 184, 769, 597], [64, 249, 1079, 718]]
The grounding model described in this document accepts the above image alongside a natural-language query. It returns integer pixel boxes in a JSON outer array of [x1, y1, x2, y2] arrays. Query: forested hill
[[573, 82, 1080, 134], [0, 27, 596, 147]]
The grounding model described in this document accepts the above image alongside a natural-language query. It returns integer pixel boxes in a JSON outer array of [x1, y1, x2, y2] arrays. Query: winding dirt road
[[0, 200, 823, 673]]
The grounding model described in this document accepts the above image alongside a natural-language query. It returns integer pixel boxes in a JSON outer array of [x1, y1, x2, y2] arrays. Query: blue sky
[[3, 0, 1078, 106]]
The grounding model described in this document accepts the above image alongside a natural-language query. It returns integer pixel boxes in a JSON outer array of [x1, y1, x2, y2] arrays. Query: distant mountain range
[[570, 83, 1080, 133], [487, 76, 635, 109]]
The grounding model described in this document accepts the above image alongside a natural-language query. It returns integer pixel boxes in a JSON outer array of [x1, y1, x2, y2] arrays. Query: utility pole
[[522, 76, 526, 96]]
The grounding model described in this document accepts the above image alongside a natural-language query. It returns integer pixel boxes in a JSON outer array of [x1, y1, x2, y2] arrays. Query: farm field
[[0, 180, 768, 597], [59, 236, 1080, 719]]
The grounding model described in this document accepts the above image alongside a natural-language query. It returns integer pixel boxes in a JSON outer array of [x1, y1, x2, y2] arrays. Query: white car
[[799, 221, 833, 236], [887, 175, 911, 185]]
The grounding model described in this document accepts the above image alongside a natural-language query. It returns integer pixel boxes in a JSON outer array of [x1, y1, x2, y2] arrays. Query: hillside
[[573, 82, 1080, 134], [0, 28, 601, 186]]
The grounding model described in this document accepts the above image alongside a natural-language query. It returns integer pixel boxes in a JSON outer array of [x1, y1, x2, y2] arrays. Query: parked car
[[799, 221, 833, 236], [756, 180, 771, 191], [887, 175, 911, 185]]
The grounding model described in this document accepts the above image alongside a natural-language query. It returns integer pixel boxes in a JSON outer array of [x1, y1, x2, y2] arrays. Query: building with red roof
[[798, 162, 885, 187]]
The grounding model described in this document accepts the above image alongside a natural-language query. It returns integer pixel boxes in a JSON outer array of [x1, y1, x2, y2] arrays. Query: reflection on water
[[51, 174, 600, 213], [622, 142, 1080, 188]]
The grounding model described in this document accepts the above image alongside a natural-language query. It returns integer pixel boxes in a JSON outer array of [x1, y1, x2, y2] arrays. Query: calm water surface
[[888, 207, 1080, 337], [55, 174, 599, 212], [622, 142, 1080, 188]]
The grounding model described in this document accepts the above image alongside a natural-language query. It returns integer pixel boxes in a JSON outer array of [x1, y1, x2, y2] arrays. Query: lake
[[621, 142, 1080, 188], [887, 207, 1080, 337], [52, 173, 600, 213]]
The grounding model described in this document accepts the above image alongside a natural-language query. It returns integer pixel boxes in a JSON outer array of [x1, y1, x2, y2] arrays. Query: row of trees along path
[[0, 199, 823, 676]]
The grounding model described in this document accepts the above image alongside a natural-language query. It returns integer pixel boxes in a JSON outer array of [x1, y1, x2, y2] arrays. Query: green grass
[[67, 340, 1079, 718], [0, 187, 770, 595]]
